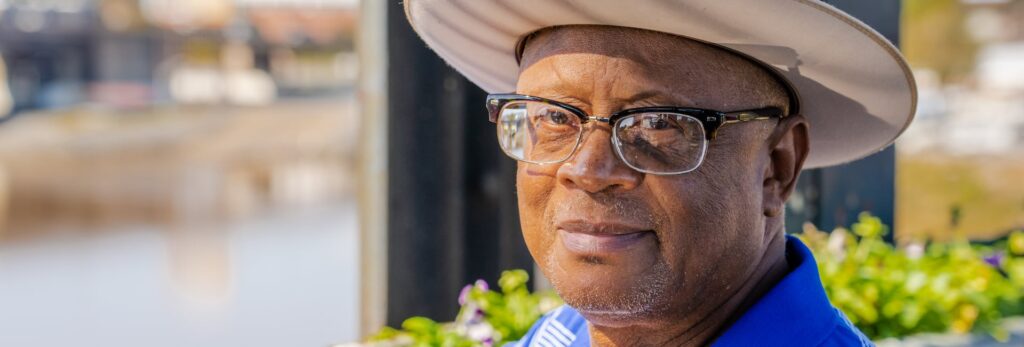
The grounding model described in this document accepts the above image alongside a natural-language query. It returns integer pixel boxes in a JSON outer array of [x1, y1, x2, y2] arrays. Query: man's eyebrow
[[534, 90, 590, 109], [622, 90, 663, 104], [621, 90, 695, 108], [527, 88, 681, 109]]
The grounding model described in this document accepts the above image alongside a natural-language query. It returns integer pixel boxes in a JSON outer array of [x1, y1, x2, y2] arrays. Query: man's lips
[[556, 220, 654, 254]]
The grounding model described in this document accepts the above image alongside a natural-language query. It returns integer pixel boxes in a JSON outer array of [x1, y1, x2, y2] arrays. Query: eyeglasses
[[486, 94, 785, 175]]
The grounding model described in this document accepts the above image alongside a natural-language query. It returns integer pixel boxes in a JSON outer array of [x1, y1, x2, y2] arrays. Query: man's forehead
[[519, 26, 719, 72], [517, 25, 790, 113], [517, 53, 685, 107]]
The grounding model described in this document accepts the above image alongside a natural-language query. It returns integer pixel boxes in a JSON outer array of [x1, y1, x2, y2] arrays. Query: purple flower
[[474, 279, 490, 291], [459, 280, 490, 307], [983, 251, 1005, 269], [458, 284, 472, 306]]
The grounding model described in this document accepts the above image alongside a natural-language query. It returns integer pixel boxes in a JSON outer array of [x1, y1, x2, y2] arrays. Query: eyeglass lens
[[496, 100, 708, 174]]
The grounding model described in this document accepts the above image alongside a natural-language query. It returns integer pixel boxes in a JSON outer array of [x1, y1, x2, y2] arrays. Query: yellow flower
[[1009, 231, 1024, 256]]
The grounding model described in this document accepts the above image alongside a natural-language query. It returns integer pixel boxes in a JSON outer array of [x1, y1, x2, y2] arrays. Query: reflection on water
[[0, 1, 362, 344], [0, 201, 359, 347]]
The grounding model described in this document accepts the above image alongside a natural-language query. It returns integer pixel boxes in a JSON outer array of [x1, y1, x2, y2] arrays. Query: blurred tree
[[902, 0, 979, 82]]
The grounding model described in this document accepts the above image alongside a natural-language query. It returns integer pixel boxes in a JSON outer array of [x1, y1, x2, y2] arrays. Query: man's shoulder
[[508, 306, 587, 347], [820, 308, 874, 347], [712, 236, 874, 346]]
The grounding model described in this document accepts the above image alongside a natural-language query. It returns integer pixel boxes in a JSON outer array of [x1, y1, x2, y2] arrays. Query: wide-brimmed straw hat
[[404, 0, 917, 168]]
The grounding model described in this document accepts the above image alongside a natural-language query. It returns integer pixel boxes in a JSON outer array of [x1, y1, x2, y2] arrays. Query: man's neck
[[587, 232, 791, 347]]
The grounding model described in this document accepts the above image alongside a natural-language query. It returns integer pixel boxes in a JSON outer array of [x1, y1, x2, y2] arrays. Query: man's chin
[[559, 293, 667, 328], [574, 308, 656, 328], [545, 256, 674, 325]]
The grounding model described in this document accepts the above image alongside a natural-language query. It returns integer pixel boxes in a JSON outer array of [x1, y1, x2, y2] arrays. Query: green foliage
[[369, 270, 562, 347], [800, 213, 1024, 341]]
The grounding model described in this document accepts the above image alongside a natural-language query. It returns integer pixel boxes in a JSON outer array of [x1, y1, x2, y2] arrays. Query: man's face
[[515, 26, 795, 326]]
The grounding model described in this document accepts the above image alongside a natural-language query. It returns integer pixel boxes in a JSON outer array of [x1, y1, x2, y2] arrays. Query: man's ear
[[762, 115, 810, 217]]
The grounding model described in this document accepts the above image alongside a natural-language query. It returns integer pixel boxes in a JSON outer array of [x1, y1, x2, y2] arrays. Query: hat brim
[[405, 0, 917, 168]]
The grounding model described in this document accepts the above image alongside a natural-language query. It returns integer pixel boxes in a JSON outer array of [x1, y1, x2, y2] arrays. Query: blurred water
[[0, 201, 359, 347]]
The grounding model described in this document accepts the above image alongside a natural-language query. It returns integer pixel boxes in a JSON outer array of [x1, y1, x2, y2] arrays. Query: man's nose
[[556, 125, 643, 193]]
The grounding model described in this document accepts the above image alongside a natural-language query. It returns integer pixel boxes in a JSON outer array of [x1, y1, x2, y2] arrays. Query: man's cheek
[[650, 180, 729, 251], [517, 168, 552, 222], [516, 165, 557, 210]]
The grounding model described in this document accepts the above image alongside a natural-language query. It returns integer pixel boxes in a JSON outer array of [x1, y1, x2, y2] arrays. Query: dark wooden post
[[385, 1, 533, 325]]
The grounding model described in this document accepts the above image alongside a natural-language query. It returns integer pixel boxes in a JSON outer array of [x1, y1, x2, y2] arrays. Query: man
[[405, 0, 916, 346]]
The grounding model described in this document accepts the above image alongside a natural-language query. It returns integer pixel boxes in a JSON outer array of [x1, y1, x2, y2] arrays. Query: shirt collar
[[710, 235, 841, 346]]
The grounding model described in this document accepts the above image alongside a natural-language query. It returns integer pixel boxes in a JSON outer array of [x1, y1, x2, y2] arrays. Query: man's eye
[[539, 109, 571, 125]]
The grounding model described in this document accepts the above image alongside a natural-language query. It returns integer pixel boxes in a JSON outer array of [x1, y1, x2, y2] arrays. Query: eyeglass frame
[[486, 93, 788, 175]]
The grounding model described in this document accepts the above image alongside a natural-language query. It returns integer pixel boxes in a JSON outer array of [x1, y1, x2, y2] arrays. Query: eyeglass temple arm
[[708, 107, 785, 139]]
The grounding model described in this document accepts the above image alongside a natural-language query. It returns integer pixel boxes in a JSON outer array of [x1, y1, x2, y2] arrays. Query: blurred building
[[894, 0, 1024, 242], [899, 0, 1024, 155], [0, 0, 361, 237], [0, 0, 357, 116]]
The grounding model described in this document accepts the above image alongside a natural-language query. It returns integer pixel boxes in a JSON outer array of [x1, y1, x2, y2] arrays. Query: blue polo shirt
[[511, 235, 873, 347]]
